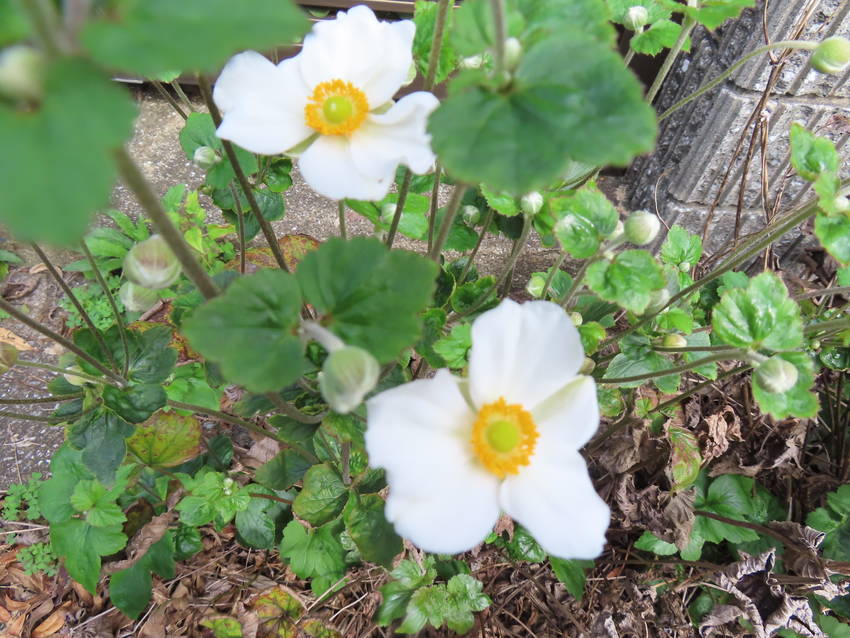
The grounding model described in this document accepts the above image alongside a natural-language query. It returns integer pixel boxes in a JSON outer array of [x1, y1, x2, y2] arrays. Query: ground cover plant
[[0, 0, 849, 635]]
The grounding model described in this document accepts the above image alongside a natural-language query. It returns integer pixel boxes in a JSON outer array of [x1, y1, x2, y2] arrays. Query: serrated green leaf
[[51, 519, 127, 594], [413, 0, 458, 85], [128, 411, 202, 467], [586, 250, 665, 314], [343, 493, 402, 567], [433, 323, 472, 368], [660, 225, 702, 267], [815, 212, 850, 265], [634, 530, 678, 555], [549, 557, 593, 600], [178, 112, 257, 190], [279, 520, 346, 580], [752, 351, 818, 419], [630, 19, 684, 55], [790, 123, 839, 182], [68, 409, 134, 485], [102, 383, 166, 424], [256, 449, 313, 490], [236, 485, 291, 549], [292, 463, 348, 526], [680, 0, 755, 29]]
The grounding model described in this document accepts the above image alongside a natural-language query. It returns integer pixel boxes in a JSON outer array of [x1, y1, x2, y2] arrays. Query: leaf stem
[[489, 0, 507, 79], [337, 200, 348, 239], [30, 242, 119, 373], [428, 183, 468, 260], [228, 183, 248, 274], [197, 75, 290, 273], [0, 410, 54, 423], [539, 252, 566, 300], [458, 206, 496, 284], [427, 164, 443, 253], [114, 148, 219, 300], [79, 241, 130, 377], [652, 344, 735, 353], [559, 257, 597, 309], [805, 316, 850, 336], [795, 285, 850, 301], [16, 359, 120, 386], [150, 81, 187, 120], [599, 351, 739, 385], [424, 0, 452, 91], [385, 169, 413, 249], [0, 394, 81, 405], [645, 15, 696, 103]]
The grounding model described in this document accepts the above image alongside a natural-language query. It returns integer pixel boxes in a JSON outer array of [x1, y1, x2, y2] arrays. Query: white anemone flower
[[212, 5, 439, 201], [365, 299, 610, 559]]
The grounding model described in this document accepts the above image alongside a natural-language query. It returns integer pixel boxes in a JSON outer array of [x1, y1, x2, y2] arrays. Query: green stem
[[645, 15, 696, 103], [428, 184, 468, 260], [427, 164, 443, 253], [30, 242, 119, 373], [599, 351, 739, 385], [79, 241, 130, 377], [338, 201, 348, 239], [170, 80, 195, 113], [196, 75, 290, 273], [385, 170, 413, 249], [266, 392, 326, 424], [0, 410, 54, 423], [650, 364, 752, 414], [150, 81, 187, 120], [652, 344, 735, 353], [623, 48, 636, 67], [228, 183, 247, 275], [659, 40, 818, 121], [489, 0, 507, 79], [424, 0, 452, 91], [19, 0, 63, 57], [0, 394, 81, 405], [114, 148, 219, 300], [540, 252, 566, 300], [458, 206, 496, 284], [795, 285, 850, 301], [17, 359, 120, 386], [559, 257, 597, 309], [805, 317, 850, 336]]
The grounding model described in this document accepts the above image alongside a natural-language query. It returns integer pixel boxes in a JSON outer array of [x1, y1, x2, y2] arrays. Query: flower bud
[[607, 219, 625, 242], [504, 37, 523, 71], [193, 146, 220, 170], [462, 205, 481, 226], [579, 357, 595, 375], [319, 346, 380, 414], [63, 365, 88, 387], [624, 210, 661, 246], [569, 312, 583, 327], [624, 5, 649, 31], [520, 191, 544, 216], [119, 281, 159, 313], [644, 288, 671, 314], [811, 36, 850, 75], [0, 343, 18, 374], [754, 356, 798, 393], [679, 261, 691, 272], [0, 45, 46, 102], [663, 334, 687, 349], [123, 235, 182, 290], [526, 273, 546, 298], [460, 54, 484, 70], [834, 195, 850, 213], [380, 202, 397, 223]]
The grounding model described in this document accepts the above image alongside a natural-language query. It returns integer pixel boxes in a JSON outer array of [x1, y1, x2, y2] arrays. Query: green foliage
[[790, 123, 840, 183], [292, 463, 348, 526], [0, 58, 136, 244], [235, 485, 291, 550], [431, 323, 472, 369], [279, 520, 346, 595], [660, 225, 702, 269], [667, 425, 701, 491], [179, 112, 257, 189], [127, 411, 202, 467], [549, 557, 593, 601], [51, 518, 127, 593], [586, 250, 666, 314], [413, 0, 457, 85], [680, 0, 755, 29], [17, 541, 58, 577], [176, 470, 252, 529], [751, 351, 818, 419], [603, 334, 679, 392], [807, 484, 850, 562], [58, 276, 126, 331], [631, 20, 685, 55], [81, 0, 309, 77], [343, 493, 402, 568], [110, 533, 175, 619], [551, 184, 619, 258], [2, 472, 43, 521]]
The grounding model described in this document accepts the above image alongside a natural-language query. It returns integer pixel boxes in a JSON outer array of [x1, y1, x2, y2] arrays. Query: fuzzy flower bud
[[504, 37, 523, 71], [460, 54, 484, 70], [811, 36, 850, 75], [755, 356, 798, 393], [462, 205, 481, 226], [193, 146, 221, 170], [520, 191, 544, 216], [644, 288, 671, 315], [0, 45, 46, 102], [123, 235, 182, 290], [119, 281, 159, 313], [579, 357, 596, 375], [63, 365, 88, 387], [526, 273, 546, 298], [663, 334, 687, 349], [607, 219, 625, 242], [0, 343, 17, 374], [624, 5, 649, 31], [319, 346, 380, 414], [569, 312, 583, 327], [624, 210, 661, 246]]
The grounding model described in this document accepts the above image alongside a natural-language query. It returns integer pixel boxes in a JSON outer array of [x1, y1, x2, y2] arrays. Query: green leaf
[[549, 557, 593, 601], [586, 250, 665, 314], [0, 58, 135, 244], [433, 323, 472, 368], [631, 19, 684, 55], [607, 0, 672, 24], [579, 322, 607, 355], [451, 276, 497, 315], [634, 531, 678, 555], [235, 485, 291, 549], [815, 212, 850, 265], [0, 2, 29, 46], [790, 123, 840, 182], [70, 479, 126, 528], [343, 493, 402, 568], [376, 558, 438, 627], [81, 0, 309, 77], [450, 0, 523, 56], [39, 445, 94, 524], [398, 585, 450, 634], [819, 615, 850, 638], [752, 351, 818, 419], [430, 34, 656, 193], [444, 574, 491, 634], [295, 238, 438, 363], [293, 463, 348, 526], [413, 0, 457, 85], [279, 520, 346, 580], [200, 617, 244, 638], [51, 519, 126, 594], [480, 185, 519, 217], [256, 449, 313, 490], [178, 113, 257, 189], [183, 270, 305, 393], [684, 330, 718, 380], [667, 425, 701, 491], [102, 383, 166, 424], [68, 409, 134, 485], [681, 0, 755, 30], [551, 184, 619, 259], [697, 474, 760, 544], [109, 560, 153, 619], [127, 411, 202, 467], [214, 186, 284, 242], [711, 272, 803, 351], [660, 225, 702, 268], [177, 470, 252, 528]]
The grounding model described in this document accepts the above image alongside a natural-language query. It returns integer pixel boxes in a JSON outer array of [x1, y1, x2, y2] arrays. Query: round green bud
[[678, 261, 691, 272], [460, 54, 484, 70], [119, 281, 159, 313], [569, 312, 583, 327], [526, 273, 546, 298], [319, 346, 380, 414], [0, 343, 18, 374], [624, 210, 661, 246], [193, 146, 220, 170], [624, 5, 649, 30], [0, 45, 45, 102], [380, 202, 397, 223], [504, 37, 523, 71], [811, 36, 850, 75], [123, 235, 182, 290], [579, 357, 595, 375], [63, 365, 88, 387], [520, 191, 544, 216], [663, 334, 687, 349], [754, 356, 798, 393], [462, 205, 481, 226]]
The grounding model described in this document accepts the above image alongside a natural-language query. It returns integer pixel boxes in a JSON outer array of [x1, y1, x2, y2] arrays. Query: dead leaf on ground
[[699, 406, 743, 462], [0, 327, 32, 351], [31, 607, 66, 638]]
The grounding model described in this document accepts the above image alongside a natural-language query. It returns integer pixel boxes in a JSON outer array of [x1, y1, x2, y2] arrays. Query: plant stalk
[[385, 170, 413, 248], [338, 201, 348, 239], [458, 206, 496, 284], [599, 351, 738, 385], [428, 183, 468, 260], [646, 15, 696, 103], [424, 0, 452, 91], [16, 359, 121, 386]]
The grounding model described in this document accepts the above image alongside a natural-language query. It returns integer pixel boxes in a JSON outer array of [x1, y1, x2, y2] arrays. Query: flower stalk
[[428, 183, 468, 260]]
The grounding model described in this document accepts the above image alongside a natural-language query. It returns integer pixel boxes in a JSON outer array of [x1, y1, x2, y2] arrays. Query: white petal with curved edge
[[468, 300, 585, 411], [366, 369, 500, 554], [531, 376, 600, 451], [297, 135, 389, 200], [297, 6, 413, 105], [349, 92, 439, 181], [499, 451, 609, 559], [214, 54, 312, 155]]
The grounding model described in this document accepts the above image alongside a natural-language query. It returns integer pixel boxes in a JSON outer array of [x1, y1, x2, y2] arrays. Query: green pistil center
[[485, 419, 520, 454], [323, 96, 353, 124]]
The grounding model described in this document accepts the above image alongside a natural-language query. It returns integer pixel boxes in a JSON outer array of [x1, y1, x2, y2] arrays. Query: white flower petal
[[214, 53, 312, 155], [469, 300, 585, 411], [348, 92, 439, 181], [499, 451, 609, 559], [297, 134, 390, 200], [532, 376, 600, 451], [366, 370, 500, 554], [297, 6, 414, 105]]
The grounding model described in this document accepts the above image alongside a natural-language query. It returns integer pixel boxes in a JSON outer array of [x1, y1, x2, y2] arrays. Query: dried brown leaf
[[31, 608, 66, 638]]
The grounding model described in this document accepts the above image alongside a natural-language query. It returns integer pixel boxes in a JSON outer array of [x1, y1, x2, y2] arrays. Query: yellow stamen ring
[[470, 398, 538, 478], [304, 79, 369, 136]]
